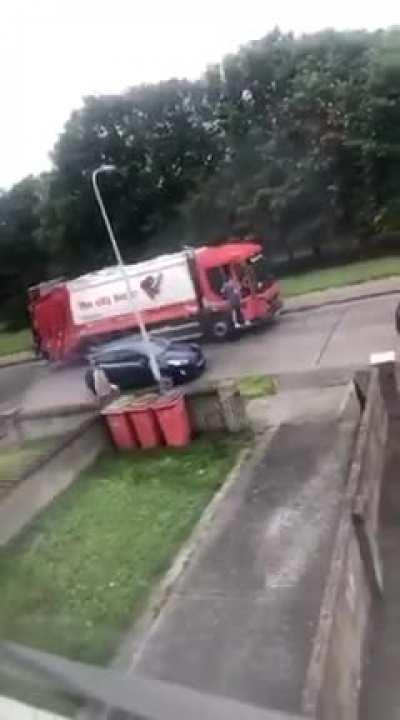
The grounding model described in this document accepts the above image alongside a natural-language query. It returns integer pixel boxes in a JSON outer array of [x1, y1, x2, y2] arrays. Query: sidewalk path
[[0, 350, 35, 368], [19, 363, 95, 414], [284, 276, 400, 313], [131, 385, 359, 716]]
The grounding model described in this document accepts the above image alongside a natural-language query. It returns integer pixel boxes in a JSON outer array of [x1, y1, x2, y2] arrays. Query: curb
[[20, 402, 97, 419], [283, 287, 400, 315], [0, 354, 38, 370], [111, 427, 277, 673]]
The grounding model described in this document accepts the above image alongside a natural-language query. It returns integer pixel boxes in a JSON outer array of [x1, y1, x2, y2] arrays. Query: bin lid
[[126, 392, 159, 411], [100, 397, 131, 415], [151, 390, 184, 410]]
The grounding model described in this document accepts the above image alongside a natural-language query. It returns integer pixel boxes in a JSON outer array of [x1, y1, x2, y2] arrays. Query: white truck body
[[67, 251, 197, 326]]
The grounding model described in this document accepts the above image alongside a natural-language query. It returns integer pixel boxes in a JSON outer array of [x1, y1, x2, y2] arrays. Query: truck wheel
[[208, 315, 234, 341], [396, 302, 400, 333]]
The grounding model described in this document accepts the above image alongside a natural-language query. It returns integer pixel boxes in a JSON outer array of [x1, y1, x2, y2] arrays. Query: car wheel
[[395, 302, 400, 333], [85, 368, 96, 395]]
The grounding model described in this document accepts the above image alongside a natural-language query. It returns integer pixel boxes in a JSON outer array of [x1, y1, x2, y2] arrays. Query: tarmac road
[[0, 293, 398, 413], [207, 293, 398, 377], [0, 359, 49, 411]]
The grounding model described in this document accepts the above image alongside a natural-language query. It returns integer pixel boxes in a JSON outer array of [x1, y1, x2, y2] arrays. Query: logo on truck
[[140, 273, 163, 299]]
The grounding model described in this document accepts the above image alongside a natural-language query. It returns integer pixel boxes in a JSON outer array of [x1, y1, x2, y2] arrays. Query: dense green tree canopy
[[1, 27, 400, 326], [0, 176, 48, 327]]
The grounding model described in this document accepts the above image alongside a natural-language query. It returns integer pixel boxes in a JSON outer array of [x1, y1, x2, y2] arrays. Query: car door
[[124, 350, 153, 387], [100, 349, 150, 389]]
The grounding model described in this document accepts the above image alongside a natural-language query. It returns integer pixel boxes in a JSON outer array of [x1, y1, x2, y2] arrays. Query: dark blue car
[[85, 335, 206, 392]]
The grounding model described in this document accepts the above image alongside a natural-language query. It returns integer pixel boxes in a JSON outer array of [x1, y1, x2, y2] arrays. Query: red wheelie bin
[[126, 395, 162, 449], [152, 392, 191, 447], [101, 398, 137, 450]]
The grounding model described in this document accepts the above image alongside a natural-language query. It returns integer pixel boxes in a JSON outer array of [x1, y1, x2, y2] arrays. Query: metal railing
[[0, 642, 305, 720]]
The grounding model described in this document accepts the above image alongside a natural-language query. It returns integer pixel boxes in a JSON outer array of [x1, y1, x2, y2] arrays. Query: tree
[[39, 79, 224, 273], [180, 28, 390, 262], [0, 176, 49, 328]]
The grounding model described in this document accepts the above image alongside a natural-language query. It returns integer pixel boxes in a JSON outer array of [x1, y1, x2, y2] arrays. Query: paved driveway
[[0, 294, 398, 413]]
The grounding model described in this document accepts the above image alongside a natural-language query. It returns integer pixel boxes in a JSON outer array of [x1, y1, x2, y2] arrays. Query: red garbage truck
[[28, 240, 282, 361]]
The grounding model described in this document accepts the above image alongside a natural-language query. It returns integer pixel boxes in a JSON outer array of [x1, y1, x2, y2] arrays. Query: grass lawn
[[0, 434, 244, 665], [280, 255, 400, 297], [0, 323, 33, 357], [236, 374, 277, 398]]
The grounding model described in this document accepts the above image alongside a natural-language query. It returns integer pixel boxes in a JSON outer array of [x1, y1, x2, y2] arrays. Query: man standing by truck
[[221, 270, 247, 328]]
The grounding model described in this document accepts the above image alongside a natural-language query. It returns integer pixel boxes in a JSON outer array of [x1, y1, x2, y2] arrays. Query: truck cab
[[195, 242, 282, 340]]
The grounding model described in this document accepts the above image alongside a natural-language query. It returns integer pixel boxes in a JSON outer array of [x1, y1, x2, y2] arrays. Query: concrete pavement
[[131, 385, 359, 716], [246, 384, 352, 433], [18, 363, 95, 414], [0, 359, 49, 411]]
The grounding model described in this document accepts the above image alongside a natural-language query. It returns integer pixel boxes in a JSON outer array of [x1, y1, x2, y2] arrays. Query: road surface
[[0, 294, 398, 413]]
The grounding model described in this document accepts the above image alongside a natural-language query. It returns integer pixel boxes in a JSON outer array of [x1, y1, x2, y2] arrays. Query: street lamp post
[[91, 165, 162, 386]]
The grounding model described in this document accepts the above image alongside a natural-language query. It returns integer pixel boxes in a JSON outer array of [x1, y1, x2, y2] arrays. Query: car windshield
[[132, 337, 171, 356], [92, 337, 170, 362]]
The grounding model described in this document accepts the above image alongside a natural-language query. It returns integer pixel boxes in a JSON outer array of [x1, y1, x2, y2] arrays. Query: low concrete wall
[[1, 382, 247, 445], [0, 404, 95, 444], [186, 380, 247, 433], [186, 386, 225, 432], [17, 405, 95, 440], [314, 516, 370, 720], [303, 368, 389, 720], [0, 416, 110, 546]]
